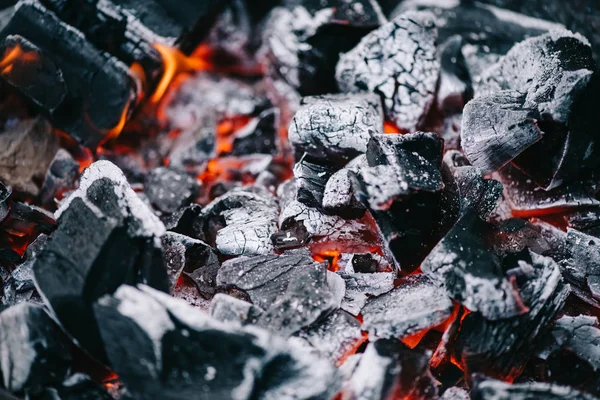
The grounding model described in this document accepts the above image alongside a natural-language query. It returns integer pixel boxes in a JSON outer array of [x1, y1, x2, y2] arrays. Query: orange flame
[[0, 44, 39, 74]]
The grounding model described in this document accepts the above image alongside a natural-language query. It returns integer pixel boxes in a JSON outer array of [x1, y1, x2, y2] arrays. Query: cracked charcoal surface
[[209, 293, 263, 326], [564, 228, 600, 299], [144, 167, 199, 214], [461, 90, 542, 174], [336, 11, 440, 132], [437, 35, 473, 114], [288, 93, 383, 165], [472, 378, 600, 400], [40, 148, 79, 208], [342, 339, 437, 400], [456, 252, 570, 380], [322, 166, 366, 219], [339, 271, 395, 316], [361, 274, 453, 340], [293, 157, 336, 208], [338, 252, 392, 274], [440, 387, 470, 400], [94, 285, 339, 400], [421, 211, 526, 320]]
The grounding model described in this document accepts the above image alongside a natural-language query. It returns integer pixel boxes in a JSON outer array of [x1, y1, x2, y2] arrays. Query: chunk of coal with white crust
[[440, 387, 470, 400], [455, 251, 570, 380], [437, 35, 473, 114], [361, 274, 453, 339], [161, 232, 219, 295], [293, 156, 336, 208], [322, 155, 368, 219], [338, 272, 394, 316], [338, 251, 392, 274], [0, 302, 71, 393], [537, 315, 600, 373], [496, 165, 600, 217], [0, 180, 10, 223], [260, 2, 384, 96], [336, 11, 440, 132], [230, 108, 278, 156], [294, 309, 364, 363], [144, 167, 199, 214], [342, 339, 437, 400], [256, 262, 343, 337], [216, 249, 316, 310], [461, 90, 542, 174], [168, 113, 216, 174], [201, 186, 279, 256], [288, 93, 383, 165], [490, 218, 567, 258], [564, 228, 600, 300], [209, 293, 263, 326], [33, 161, 169, 362], [421, 211, 526, 320], [477, 30, 599, 189], [472, 377, 599, 400], [94, 284, 340, 400], [40, 149, 79, 207]]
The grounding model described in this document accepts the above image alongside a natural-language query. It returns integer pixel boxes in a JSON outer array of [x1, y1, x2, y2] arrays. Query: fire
[[216, 115, 253, 155], [383, 121, 401, 134], [0, 43, 39, 74], [98, 102, 131, 146]]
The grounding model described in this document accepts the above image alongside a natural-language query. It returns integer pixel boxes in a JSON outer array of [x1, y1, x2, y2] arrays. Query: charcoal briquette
[[144, 167, 199, 214]]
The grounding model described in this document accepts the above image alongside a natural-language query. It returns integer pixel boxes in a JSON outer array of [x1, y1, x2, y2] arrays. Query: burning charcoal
[[270, 222, 310, 251], [209, 293, 262, 326], [476, 30, 599, 189], [564, 228, 600, 300], [0, 116, 58, 196], [0, 180, 10, 223], [34, 373, 114, 400], [567, 210, 600, 238], [40, 149, 79, 207], [339, 271, 394, 316], [293, 156, 336, 208], [437, 35, 473, 114], [216, 249, 316, 310], [295, 309, 365, 364], [497, 165, 600, 217], [461, 91, 542, 174], [491, 218, 567, 258], [256, 262, 343, 337], [0, 302, 71, 393], [440, 387, 470, 400], [230, 108, 278, 156], [472, 377, 599, 400], [336, 11, 440, 132], [168, 113, 216, 173], [260, 2, 383, 96], [322, 156, 367, 219], [161, 232, 218, 295], [288, 93, 383, 165], [144, 167, 199, 214], [455, 251, 570, 380], [0, 3, 137, 147], [361, 274, 453, 339], [337, 252, 392, 274], [422, 211, 526, 320], [342, 339, 437, 400], [33, 161, 168, 361], [94, 284, 340, 400]]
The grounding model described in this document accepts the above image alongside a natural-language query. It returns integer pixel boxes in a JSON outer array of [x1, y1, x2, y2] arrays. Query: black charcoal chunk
[[256, 263, 343, 337], [0, 302, 71, 393], [478, 30, 599, 189], [295, 309, 364, 363], [338, 271, 394, 316], [422, 211, 526, 320], [161, 232, 219, 295], [34, 373, 114, 400], [270, 223, 310, 251], [567, 210, 600, 238], [437, 35, 472, 114], [338, 252, 392, 274], [168, 113, 216, 174], [230, 108, 278, 156], [40, 149, 79, 207], [209, 293, 262, 326], [288, 93, 383, 165], [260, 2, 384, 96], [216, 249, 316, 310], [461, 90, 542, 174], [491, 218, 567, 258], [456, 252, 570, 380], [94, 284, 340, 400], [322, 156, 367, 219], [440, 387, 470, 400], [342, 339, 437, 400], [33, 161, 168, 361], [1, 234, 46, 307], [293, 156, 336, 208], [0, 179, 10, 223], [336, 11, 440, 132], [144, 167, 199, 214], [472, 377, 599, 400], [0, 3, 137, 147], [564, 229, 600, 300], [361, 274, 453, 339]]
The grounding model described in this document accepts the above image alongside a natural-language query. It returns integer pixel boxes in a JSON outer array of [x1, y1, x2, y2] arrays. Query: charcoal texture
[[322, 155, 367, 219], [293, 157, 336, 208], [40, 149, 79, 207], [209, 293, 262, 326], [336, 11, 440, 132], [33, 161, 168, 361], [0, 180, 10, 223], [472, 377, 599, 400], [94, 284, 339, 400], [361, 274, 454, 340], [339, 271, 394, 316], [437, 35, 472, 114], [1, 234, 46, 307], [230, 108, 278, 156], [144, 167, 199, 214], [564, 228, 600, 300], [288, 93, 383, 165]]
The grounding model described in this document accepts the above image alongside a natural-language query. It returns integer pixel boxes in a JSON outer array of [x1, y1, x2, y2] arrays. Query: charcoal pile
[[1, 0, 600, 399]]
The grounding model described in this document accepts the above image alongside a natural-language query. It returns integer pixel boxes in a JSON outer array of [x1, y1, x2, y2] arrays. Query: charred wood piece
[[33, 161, 168, 362], [338, 271, 395, 316], [40, 149, 79, 207], [34, 373, 115, 400], [437, 35, 473, 114], [563, 228, 600, 300], [472, 377, 599, 400], [293, 156, 336, 208], [337, 252, 392, 274], [336, 11, 440, 132], [209, 293, 262, 326], [322, 155, 367, 219], [361, 274, 453, 340], [288, 93, 383, 165], [144, 167, 199, 214], [230, 108, 278, 156], [440, 387, 470, 400], [0, 180, 10, 223]]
